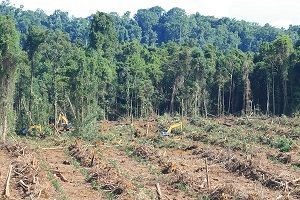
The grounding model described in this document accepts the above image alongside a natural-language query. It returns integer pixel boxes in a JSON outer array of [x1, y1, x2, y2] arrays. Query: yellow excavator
[[29, 124, 42, 132], [19, 124, 42, 136], [57, 113, 72, 131], [161, 122, 183, 136]]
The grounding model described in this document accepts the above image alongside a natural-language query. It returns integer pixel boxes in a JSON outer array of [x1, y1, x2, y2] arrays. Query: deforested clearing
[[1, 1, 300, 199]]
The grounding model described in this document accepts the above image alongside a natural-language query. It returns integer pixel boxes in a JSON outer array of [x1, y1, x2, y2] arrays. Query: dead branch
[[41, 147, 66, 150], [4, 165, 13, 197], [156, 183, 162, 200], [19, 180, 29, 191], [205, 158, 210, 190], [53, 170, 68, 182]]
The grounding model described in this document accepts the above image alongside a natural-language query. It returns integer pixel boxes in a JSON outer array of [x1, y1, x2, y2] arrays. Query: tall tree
[[89, 12, 118, 58], [0, 16, 22, 141]]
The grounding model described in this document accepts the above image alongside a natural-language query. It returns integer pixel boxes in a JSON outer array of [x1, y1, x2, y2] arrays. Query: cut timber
[[53, 170, 68, 182], [156, 183, 162, 200], [4, 164, 13, 197]]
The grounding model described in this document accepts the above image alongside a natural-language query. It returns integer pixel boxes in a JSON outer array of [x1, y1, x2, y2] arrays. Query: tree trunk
[[194, 94, 198, 117], [203, 96, 208, 118], [243, 62, 252, 115], [272, 71, 275, 115], [266, 82, 270, 115], [126, 83, 130, 118], [29, 60, 34, 122], [170, 83, 176, 114], [283, 80, 287, 114], [218, 85, 221, 116], [228, 71, 233, 114], [0, 75, 8, 142], [2, 114, 7, 142], [222, 88, 225, 115]]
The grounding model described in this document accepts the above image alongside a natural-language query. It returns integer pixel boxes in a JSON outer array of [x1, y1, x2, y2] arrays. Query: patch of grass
[[175, 182, 189, 193], [273, 137, 293, 152], [267, 155, 282, 164], [292, 163, 300, 171]]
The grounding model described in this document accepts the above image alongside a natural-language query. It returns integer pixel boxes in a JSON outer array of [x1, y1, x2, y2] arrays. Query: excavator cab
[[161, 122, 183, 136]]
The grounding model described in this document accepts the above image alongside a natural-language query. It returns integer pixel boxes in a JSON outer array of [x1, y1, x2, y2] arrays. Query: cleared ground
[[1, 116, 300, 199]]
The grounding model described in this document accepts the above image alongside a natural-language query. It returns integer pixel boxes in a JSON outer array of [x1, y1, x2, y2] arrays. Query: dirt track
[[41, 148, 103, 200]]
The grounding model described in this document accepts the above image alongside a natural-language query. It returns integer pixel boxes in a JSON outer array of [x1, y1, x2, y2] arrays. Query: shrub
[[273, 137, 293, 152]]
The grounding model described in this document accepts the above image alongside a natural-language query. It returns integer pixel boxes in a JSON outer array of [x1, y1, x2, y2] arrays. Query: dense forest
[[1, 1, 300, 138]]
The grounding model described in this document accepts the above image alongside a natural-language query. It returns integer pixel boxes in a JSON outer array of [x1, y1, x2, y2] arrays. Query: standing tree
[[0, 16, 22, 142]]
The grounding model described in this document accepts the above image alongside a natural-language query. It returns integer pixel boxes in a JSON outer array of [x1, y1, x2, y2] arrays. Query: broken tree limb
[[90, 150, 96, 167], [19, 180, 29, 191], [156, 183, 162, 200], [41, 147, 66, 150], [205, 158, 210, 190], [146, 122, 149, 135], [53, 170, 68, 182], [5, 164, 13, 197]]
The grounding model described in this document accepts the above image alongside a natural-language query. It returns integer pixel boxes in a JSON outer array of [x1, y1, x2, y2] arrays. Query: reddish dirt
[[0, 143, 57, 200], [4, 117, 299, 199], [41, 148, 103, 200], [99, 118, 300, 199], [96, 144, 189, 199], [0, 148, 23, 199], [156, 137, 300, 199]]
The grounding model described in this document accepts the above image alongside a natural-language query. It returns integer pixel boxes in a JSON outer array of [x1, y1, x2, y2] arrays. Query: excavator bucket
[[160, 131, 169, 136]]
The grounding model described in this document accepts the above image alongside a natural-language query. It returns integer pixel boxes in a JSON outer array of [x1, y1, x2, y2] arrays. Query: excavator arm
[[58, 114, 69, 125], [57, 113, 72, 131], [167, 122, 183, 134], [28, 124, 42, 132], [161, 121, 183, 136]]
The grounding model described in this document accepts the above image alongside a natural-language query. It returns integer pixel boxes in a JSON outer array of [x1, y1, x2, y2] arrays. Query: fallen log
[[4, 165, 13, 197]]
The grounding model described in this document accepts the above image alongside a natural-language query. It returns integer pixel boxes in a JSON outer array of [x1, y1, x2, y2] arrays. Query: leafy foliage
[[0, 2, 300, 137]]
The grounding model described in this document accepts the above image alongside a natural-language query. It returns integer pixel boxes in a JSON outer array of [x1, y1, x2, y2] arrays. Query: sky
[[9, 0, 300, 28]]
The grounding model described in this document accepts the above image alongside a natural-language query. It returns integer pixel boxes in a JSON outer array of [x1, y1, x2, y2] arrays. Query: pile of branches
[[1, 142, 48, 199], [209, 184, 258, 200], [87, 165, 133, 199], [68, 140, 98, 167], [193, 147, 300, 198], [12, 156, 44, 198], [132, 145, 158, 160], [1, 142, 27, 157], [68, 141, 134, 199]]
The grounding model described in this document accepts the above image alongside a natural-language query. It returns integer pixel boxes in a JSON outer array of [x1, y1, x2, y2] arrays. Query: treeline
[[0, 2, 300, 137], [1, 1, 300, 52]]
